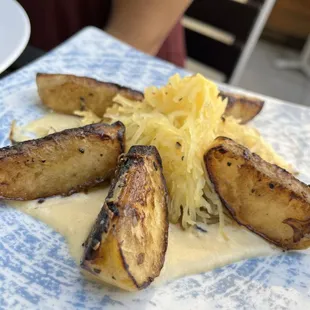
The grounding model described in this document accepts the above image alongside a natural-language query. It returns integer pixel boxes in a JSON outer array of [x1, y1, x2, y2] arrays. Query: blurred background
[[2, 0, 310, 106], [184, 0, 310, 106]]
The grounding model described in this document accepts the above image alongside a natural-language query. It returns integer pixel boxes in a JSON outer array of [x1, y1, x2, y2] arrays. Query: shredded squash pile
[[102, 74, 289, 228]]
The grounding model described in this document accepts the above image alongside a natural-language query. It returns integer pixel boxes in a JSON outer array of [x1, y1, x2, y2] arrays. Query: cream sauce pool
[[8, 114, 279, 286]]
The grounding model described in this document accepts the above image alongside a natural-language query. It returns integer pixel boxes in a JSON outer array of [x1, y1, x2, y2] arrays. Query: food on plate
[[81, 145, 168, 291], [10, 113, 94, 144], [219, 91, 264, 124], [105, 73, 291, 228], [0, 122, 125, 200], [36, 73, 143, 117], [36, 73, 263, 124], [7, 71, 308, 293], [205, 136, 310, 249]]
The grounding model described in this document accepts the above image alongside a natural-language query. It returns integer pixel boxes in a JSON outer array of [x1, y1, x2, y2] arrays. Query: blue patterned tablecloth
[[0, 27, 310, 310]]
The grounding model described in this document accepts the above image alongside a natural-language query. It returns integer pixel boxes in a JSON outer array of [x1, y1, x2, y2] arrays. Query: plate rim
[[0, 0, 30, 74]]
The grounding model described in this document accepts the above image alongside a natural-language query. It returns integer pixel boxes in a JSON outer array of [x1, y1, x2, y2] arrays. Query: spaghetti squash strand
[[104, 74, 291, 228]]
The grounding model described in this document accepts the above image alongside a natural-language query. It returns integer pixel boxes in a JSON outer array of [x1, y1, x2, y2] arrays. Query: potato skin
[[36, 73, 143, 117], [81, 145, 169, 291], [0, 122, 125, 200], [204, 136, 310, 250], [37, 73, 263, 124], [219, 91, 264, 124]]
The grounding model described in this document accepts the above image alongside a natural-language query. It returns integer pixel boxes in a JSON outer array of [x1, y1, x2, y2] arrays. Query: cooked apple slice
[[81, 145, 169, 291], [204, 136, 310, 250], [36, 73, 143, 117], [220, 91, 264, 124], [0, 122, 125, 200]]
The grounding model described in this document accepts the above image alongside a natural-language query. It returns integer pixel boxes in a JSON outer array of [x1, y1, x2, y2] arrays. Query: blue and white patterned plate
[[1, 27, 310, 310]]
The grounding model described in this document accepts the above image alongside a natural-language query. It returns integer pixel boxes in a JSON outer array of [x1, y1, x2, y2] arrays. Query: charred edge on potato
[[205, 143, 266, 233], [82, 161, 123, 263], [36, 73, 144, 111], [0, 121, 124, 159], [118, 146, 168, 290], [81, 145, 169, 290], [219, 91, 264, 111], [82, 145, 167, 262], [219, 91, 264, 124], [204, 136, 310, 249], [36, 73, 144, 100], [282, 218, 310, 243], [127, 147, 168, 289], [83, 204, 117, 261], [0, 121, 125, 200]]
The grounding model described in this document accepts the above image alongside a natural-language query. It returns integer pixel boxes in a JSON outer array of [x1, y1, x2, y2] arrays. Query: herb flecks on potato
[[0, 122, 125, 200], [81, 145, 169, 291], [205, 136, 310, 249], [36, 73, 143, 117]]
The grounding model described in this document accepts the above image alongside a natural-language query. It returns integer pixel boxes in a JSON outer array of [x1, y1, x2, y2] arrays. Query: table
[[0, 27, 310, 310]]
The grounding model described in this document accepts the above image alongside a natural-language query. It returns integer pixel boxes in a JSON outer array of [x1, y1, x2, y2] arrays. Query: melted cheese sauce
[[8, 114, 279, 286], [12, 113, 82, 140], [10, 188, 109, 264]]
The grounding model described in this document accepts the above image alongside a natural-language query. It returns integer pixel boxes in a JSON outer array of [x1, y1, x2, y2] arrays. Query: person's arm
[[105, 0, 191, 55]]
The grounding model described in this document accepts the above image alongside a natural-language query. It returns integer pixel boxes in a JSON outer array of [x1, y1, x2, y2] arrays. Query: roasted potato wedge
[[220, 91, 264, 124], [37, 73, 263, 124], [204, 136, 310, 250], [36, 73, 143, 117], [81, 145, 169, 291], [0, 122, 125, 200]]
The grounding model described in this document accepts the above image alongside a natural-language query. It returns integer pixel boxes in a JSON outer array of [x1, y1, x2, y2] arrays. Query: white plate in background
[[0, 0, 30, 73]]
